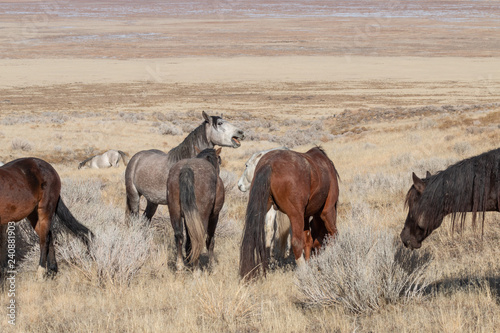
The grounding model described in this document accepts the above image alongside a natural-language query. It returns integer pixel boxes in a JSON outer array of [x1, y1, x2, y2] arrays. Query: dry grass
[[1, 85, 500, 332]]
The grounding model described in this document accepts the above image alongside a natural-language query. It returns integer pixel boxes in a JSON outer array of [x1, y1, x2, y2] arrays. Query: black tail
[[55, 197, 94, 251], [179, 167, 205, 264], [239, 163, 272, 280], [118, 150, 128, 166]]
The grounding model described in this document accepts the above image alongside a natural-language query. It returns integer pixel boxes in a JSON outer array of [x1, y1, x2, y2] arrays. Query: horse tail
[[179, 166, 205, 264], [239, 163, 272, 280], [78, 156, 94, 169], [55, 197, 94, 252], [274, 210, 291, 258], [117, 150, 128, 166]]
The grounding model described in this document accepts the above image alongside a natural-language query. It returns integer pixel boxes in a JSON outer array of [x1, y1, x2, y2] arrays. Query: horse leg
[[171, 215, 184, 272], [320, 197, 338, 239], [28, 209, 50, 279], [287, 210, 306, 267], [311, 215, 328, 254], [274, 211, 291, 259], [265, 208, 277, 258], [143, 200, 158, 223], [45, 229, 58, 277], [206, 213, 220, 268], [0, 224, 7, 279], [126, 191, 141, 218]]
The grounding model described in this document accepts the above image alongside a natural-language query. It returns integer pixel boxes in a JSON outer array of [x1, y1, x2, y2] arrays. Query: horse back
[[0, 158, 61, 223], [168, 158, 219, 216]]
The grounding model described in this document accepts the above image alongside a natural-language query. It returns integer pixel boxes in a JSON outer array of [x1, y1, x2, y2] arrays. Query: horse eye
[[218, 120, 223, 126]]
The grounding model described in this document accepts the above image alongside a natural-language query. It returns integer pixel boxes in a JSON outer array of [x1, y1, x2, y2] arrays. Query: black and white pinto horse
[[125, 111, 244, 221], [78, 149, 128, 169], [238, 147, 291, 259]]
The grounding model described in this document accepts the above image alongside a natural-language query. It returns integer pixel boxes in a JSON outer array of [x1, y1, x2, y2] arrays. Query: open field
[[1, 1, 500, 332]]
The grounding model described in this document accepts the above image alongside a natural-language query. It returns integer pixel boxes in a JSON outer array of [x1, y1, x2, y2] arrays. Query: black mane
[[413, 147, 500, 232], [196, 148, 220, 171]]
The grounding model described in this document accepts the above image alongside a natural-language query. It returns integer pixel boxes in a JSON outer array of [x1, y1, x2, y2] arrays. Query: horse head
[[400, 171, 442, 249], [203, 111, 245, 148], [238, 152, 263, 192]]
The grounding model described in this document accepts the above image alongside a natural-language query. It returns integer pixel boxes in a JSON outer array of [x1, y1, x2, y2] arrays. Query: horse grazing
[[238, 147, 291, 259], [0, 158, 93, 279], [401, 148, 500, 249], [125, 111, 244, 222], [167, 148, 224, 271], [78, 149, 128, 169], [239, 147, 340, 280]]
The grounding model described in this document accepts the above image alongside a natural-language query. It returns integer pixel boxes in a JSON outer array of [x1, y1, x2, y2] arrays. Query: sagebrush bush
[[19, 178, 155, 288], [11, 138, 33, 151], [295, 223, 432, 313], [158, 122, 183, 136]]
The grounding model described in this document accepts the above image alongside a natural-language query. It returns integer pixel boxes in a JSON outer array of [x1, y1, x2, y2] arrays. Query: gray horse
[[238, 147, 291, 259], [78, 149, 128, 169], [125, 111, 244, 221]]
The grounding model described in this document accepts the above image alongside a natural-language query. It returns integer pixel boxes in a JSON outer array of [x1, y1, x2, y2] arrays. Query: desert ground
[[1, 1, 499, 332]]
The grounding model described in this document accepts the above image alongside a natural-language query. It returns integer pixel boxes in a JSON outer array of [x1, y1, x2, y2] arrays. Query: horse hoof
[[193, 268, 202, 278], [36, 266, 47, 281], [295, 255, 306, 267]]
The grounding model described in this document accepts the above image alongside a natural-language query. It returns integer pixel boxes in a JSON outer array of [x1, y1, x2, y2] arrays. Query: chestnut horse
[[167, 148, 224, 271], [401, 147, 500, 249], [0, 158, 93, 278], [239, 147, 340, 280]]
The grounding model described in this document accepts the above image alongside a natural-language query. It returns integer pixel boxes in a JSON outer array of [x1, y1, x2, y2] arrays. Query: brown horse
[[401, 148, 500, 249], [239, 147, 340, 280], [0, 158, 93, 278], [167, 148, 224, 271]]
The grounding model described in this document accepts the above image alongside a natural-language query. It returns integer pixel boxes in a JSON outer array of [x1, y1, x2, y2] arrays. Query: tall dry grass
[[1, 104, 499, 332]]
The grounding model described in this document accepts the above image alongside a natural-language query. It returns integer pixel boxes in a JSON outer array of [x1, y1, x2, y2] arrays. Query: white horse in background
[[0, 162, 4, 167], [78, 149, 128, 169], [238, 147, 291, 259]]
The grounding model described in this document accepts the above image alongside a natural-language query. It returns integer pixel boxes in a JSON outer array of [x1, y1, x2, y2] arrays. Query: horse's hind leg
[[28, 210, 49, 279], [144, 201, 158, 223], [206, 213, 220, 268], [287, 210, 306, 267], [0, 224, 7, 279], [320, 196, 338, 239]]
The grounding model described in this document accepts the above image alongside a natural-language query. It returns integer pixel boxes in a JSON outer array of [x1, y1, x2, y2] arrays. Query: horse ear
[[221, 113, 224, 119], [202, 111, 211, 124], [216, 148, 222, 156], [426, 171, 432, 178], [412, 172, 426, 193], [195, 146, 201, 154]]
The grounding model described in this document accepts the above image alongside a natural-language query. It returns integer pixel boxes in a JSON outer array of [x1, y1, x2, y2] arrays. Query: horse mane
[[167, 122, 210, 163], [414, 148, 500, 233], [195, 148, 219, 170]]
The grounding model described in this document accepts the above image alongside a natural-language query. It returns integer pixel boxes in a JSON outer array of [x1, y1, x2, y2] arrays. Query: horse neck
[[167, 123, 213, 163]]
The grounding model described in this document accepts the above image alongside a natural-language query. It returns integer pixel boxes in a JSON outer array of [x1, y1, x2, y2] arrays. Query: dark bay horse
[[401, 148, 500, 249], [239, 147, 340, 280], [0, 158, 93, 278], [125, 111, 244, 221], [167, 148, 224, 271]]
